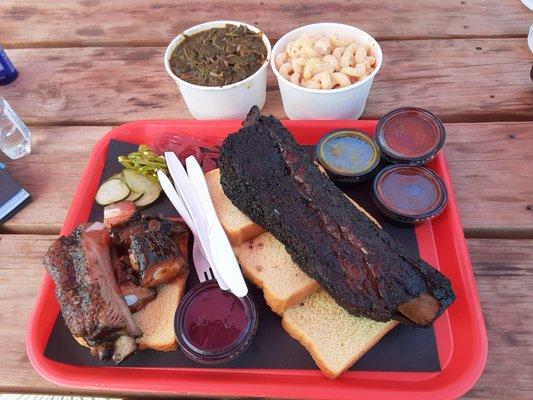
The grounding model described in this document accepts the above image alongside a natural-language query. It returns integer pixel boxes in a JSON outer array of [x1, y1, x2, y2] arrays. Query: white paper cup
[[164, 21, 271, 120], [271, 23, 383, 120]]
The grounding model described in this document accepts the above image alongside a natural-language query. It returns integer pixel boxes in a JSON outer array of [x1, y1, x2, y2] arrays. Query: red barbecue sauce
[[382, 114, 439, 158], [372, 165, 448, 225], [184, 285, 247, 350], [376, 107, 446, 165], [377, 167, 440, 216]]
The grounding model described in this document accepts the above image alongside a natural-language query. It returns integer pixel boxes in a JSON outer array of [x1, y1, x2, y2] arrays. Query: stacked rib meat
[[43, 201, 189, 363]]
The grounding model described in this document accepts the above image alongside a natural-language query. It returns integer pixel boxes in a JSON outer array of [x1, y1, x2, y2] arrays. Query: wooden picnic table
[[0, 1, 531, 398]]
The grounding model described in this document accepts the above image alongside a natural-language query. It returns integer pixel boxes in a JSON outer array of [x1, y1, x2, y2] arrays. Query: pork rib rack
[[44, 222, 141, 361], [219, 106, 456, 327]]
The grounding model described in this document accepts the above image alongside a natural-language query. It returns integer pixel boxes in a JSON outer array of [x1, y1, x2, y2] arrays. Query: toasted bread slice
[[74, 272, 188, 356], [205, 168, 265, 246], [234, 232, 320, 315], [208, 167, 395, 378], [282, 290, 398, 378], [133, 272, 188, 351]]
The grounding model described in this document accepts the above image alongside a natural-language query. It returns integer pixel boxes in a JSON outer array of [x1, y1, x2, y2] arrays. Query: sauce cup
[[316, 129, 380, 182], [372, 165, 448, 226], [175, 280, 258, 364], [164, 21, 272, 120], [271, 23, 383, 120], [375, 107, 446, 165]]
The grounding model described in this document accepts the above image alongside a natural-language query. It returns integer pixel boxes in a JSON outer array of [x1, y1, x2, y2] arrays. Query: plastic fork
[[157, 170, 224, 286], [185, 156, 248, 297], [163, 153, 229, 290]]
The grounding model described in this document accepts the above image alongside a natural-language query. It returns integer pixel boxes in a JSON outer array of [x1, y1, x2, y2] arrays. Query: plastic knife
[[165, 152, 229, 290], [185, 156, 248, 297]]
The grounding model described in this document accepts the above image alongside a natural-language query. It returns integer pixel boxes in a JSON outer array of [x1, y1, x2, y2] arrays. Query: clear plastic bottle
[[0, 97, 31, 159]]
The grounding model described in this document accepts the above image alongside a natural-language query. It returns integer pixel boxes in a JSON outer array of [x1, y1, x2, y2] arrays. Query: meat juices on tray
[[219, 106, 456, 327]]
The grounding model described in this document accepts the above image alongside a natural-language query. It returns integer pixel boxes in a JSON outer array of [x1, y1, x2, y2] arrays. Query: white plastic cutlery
[[185, 156, 248, 297], [165, 152, 233, 291], [157, 170, 193, 228], [192, 241, 215, 281], [157, 169, 221, 286]]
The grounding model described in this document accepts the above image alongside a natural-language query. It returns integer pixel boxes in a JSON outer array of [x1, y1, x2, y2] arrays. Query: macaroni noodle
[[276, 34, 376, 90]]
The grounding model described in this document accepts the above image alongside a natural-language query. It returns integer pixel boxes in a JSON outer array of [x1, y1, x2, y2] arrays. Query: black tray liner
[[44, 139, 440, 372]]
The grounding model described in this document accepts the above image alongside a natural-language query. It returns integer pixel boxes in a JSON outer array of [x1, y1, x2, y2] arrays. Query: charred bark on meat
[[44, 207, 191, 363], [219, 107, 456, 327], [112, 214, 189, 288], [43, 222, 142, 361]]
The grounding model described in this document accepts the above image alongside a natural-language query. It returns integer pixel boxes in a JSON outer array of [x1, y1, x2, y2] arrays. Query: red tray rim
[[26, 119, 487, 400]]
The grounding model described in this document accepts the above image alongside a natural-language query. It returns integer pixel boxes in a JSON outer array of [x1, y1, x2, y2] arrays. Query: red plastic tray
[[27, 120, 487, 399]]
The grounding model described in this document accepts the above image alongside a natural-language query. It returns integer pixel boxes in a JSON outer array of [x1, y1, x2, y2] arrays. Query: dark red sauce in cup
[[175, 280, 257, 364], [372, 165, 447, 225], [376, 107, 446, 165]]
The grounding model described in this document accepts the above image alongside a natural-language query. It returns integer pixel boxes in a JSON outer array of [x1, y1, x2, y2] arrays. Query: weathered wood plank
[[0, 0, 531, 48], [461, 239, 533, 400], [0, 127, 110, 235], [444, 122, 533, 238], [1, 235, 531, 398], [0, 234, 58, 393], [0, 39, 531, 125], [1, 122, 532, 236]]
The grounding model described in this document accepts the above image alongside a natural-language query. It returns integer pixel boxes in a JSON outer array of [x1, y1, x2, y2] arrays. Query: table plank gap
[[2, 33, 530, 50]]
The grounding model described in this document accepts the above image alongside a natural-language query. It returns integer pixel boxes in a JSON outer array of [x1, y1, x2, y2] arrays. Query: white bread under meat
[[235, 234, 398, 378], [207, 168, 396, 378], [133, 272, 188, 351], [74, 228, 190, 356], [282, 290, 397, 378], [133, 229, 190, 351], [205, 168, 265, 246], [234, 232, 320, 315], [73, 272, 188, 356]]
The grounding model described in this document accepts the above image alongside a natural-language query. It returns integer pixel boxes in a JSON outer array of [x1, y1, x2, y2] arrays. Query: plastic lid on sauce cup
[[375, 107, 446, 165], [372, 165, 448, 225], [316, 129, 380, 182], [175, 280, 258, 364]]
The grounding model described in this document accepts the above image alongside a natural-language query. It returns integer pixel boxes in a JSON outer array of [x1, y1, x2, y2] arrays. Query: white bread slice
[[282, 290, 398, 378], [205, 168, 265, 246], [234, 232, 320, 315], [236, 232, 398, 378], [74, 272, 188, 355], [208, 167, 396, 378], [133, 272, 188, 351]]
